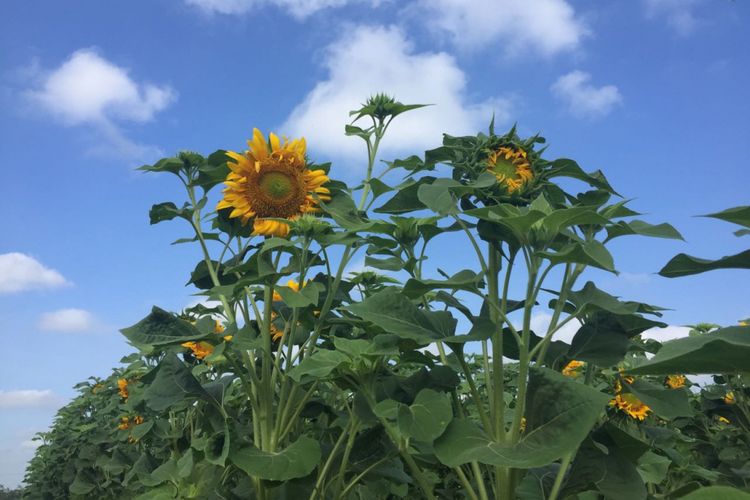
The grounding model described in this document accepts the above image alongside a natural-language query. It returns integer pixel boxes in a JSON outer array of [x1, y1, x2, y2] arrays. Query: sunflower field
[[21, 96, 750, 500]]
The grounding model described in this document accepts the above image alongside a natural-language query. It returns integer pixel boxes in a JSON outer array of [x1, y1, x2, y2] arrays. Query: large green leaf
[[141, 355, 218, 411], [230, 436, 321, 481], [625, 379, 692, 419], [397, 389, 453, 442], [538, 240, 616, 272], [658, 250, 750, 277], [628, 326, 750, 374], [434, 368, 609, 468], [402, 269, 482, 298], [558, 282, 640, 316], [703, 205, 750, 229], [374, 177, 435, 214], [288, 349, 350, 382], [344, 291, 456, 343], [120, 306, 206, 348], [680, 486, 750, 500], [605, 220, 683, 242]]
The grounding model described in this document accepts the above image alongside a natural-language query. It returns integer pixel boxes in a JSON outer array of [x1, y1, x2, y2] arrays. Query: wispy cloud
[[644, 0, 702, 36], [0, 389, 62, 409], [414, 0, 588, 56], [551, 70, 622, 119], [282, 25, 512, 162], [22, 49, 175, 162], [38, 308, 99, 333], [184, 0, 372, 19], [0, 252, 70, 294]]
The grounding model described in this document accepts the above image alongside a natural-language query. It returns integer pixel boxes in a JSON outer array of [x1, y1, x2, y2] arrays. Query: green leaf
[[538, 240, 616, 272], [274, 282, 322, 307], [628, 326, 750, 374], [138, 157, 183, 175], [397, 389, 453, 442], [568, 323, 631, 366], [625, 379, 692, 419], [402, 269, 481, 298], [230, 436, 321, 481], [375, 177, 435, 214], [703, 205, 750, 229], [177, 449, 194, 479], [560, 282, 639, 316], [658, 249, 750, 278], [637, 451, 671, 484], [417, 181, 458, 215], [149, 202, 193, 225], [547, 158, 618, 195], [288, 349, 350, 382], [141, 354, 218, 411], [345, 291, 455, 344], [120, 306, 206, 348], [605, 220, 684, 242], [434, 367, 609, 468], [680, 486, 750, 500]]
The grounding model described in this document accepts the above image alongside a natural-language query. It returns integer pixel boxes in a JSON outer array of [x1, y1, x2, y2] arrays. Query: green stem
[[548, 452, 573, 500]]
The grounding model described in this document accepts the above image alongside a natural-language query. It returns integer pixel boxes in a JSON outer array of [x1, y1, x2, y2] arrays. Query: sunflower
[[665, 375, 686, 389], [487, 145, 533, 194], [182, 341, 214, 360], [610, 392, 651, 421], [562, 360, 584, 378], [117, 378, 129, 399], [217, 129, 330, 237], [724, 392, 736, 405], [273, 279, 307, 302]]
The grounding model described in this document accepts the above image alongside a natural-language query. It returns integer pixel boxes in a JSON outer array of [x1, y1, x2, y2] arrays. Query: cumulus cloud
[[415, 0, 588, 56], [37, 308, 98, 333], [0, 253, 70, 294], [0, 390, 62, 409], [185, 0, 366, 19], [281, 25, 512, 162], [644, 0, 701, 35], [23, 49, 175, 161], [530, 313, 582, 344], [551, 70, 622, 118], [641, 325, 691, 342]]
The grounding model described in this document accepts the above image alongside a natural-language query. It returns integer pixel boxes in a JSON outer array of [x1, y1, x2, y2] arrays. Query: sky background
[[1, 0, 749, 488]]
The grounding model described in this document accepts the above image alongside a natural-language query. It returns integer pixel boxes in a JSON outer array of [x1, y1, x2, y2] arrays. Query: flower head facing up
[[487, 145, 533, 194], [217, 129, 330, 237], [181, 341, 214, 360], [562, 360, 585, 378], [665, 375, 686, 389], [117, 378, 129, 399]]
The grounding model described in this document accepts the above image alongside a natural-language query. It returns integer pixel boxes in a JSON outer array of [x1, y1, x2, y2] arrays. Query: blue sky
[[1, 0, 749, 487]]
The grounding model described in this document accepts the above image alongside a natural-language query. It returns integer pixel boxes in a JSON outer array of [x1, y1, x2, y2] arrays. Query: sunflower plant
[[22, 95, 750, 500]]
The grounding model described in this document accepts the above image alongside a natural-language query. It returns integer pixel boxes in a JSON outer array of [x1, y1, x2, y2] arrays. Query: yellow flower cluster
[[665, 375, 686, 389], [181, 340, 214, 360], [610, 379, 651, 421], [118, 415, 144, 431], [117, 378, 129, 399]]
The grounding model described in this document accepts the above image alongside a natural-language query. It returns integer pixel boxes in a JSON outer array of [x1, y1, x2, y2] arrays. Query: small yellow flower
[[133, 416, 144, 425], [181, 341, 214, 360], [214, 320, 225, 334], [665, 375, 686, 389], [718, 416, 731, 424], [270, 324, 284, 342], [610, 393, 651, 421], [724, 392, 735, 405], [118, 416, 131, 430], [117, 379, 129, 399], [487, 145, 533, 194], [217, 129, 330, 237], [562, 360, 585, 378], [519, 417, 527, 433]]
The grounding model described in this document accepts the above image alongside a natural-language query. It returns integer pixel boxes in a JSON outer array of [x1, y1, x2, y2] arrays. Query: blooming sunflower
[[117, 378, 129, 399], [724, 392, 736, 405], [562, 360, 584, 378], [665, 375, 686, 389], [487, 145, 533, 194], [610, 392, 651, 421], [182, 341, 214, 360], [217, 129, 330, 237]]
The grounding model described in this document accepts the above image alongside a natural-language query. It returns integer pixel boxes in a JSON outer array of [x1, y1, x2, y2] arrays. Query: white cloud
[[641, 324, 691, 342], [0, 253, 70, 294], [282, 25, 512, 161], [20, 439, 42, 450], [551, 70, 622, 118], [185, 0, 366, 19], [530, 313, 582, 344], [23, 49, 175, 161], [0, 390, 61, 409], [644, 0, 701, 35], [38, 308, 97, 333], [415, 0, 588, 56]]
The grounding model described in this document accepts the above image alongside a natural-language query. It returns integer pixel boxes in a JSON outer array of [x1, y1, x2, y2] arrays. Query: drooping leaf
[[628, 326, 750, 374], [120, 306, 206, 348], [702, 205, 750, 229], [658, 250, 750, 278], [605, 220, 683, 242], [397, 389, 453, 442], [402, 269, 482, 298], [141, 355, 218, 411], [230, 436, 321, 481]]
